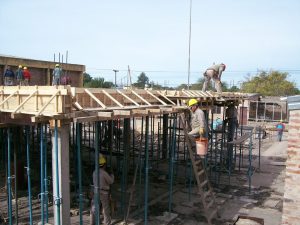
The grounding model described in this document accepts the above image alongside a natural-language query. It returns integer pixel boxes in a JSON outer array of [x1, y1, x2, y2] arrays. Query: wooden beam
[[84, 89, 106, 109], [156, 91, 176, 105], [131, 90, 151, 105], [102, 89, 123, 107], [116, 90, 139, 106], [146, 90, 167, 105], [113, 110, 131, 117], [0, 90, 18, 106], [13, 90, 38, 113], [36, 90, 60, 116]]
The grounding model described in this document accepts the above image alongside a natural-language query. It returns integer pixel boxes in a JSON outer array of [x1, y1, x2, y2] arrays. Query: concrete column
[[51, 122, 70, 225], [282, 96, 300, 224]]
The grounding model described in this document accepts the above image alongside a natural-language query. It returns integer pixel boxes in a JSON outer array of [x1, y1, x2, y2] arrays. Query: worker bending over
[[202, 63, 226, 94], [188, 99, 208, 141], [90, 155, 114, 225]]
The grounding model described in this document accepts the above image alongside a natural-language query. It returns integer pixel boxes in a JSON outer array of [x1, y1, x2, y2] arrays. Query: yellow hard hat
[[99, 155, 106, 166], [18, 65, 22, 68], [188, 99, 198, 107], [23, 67, 27, 70], [55, 64, 60, 67]]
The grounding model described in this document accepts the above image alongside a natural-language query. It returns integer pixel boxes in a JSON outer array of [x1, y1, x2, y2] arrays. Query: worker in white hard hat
[[90, 154, 114, 225], [15, 65, 24, 85], [202, 63, 226, 94], [52, 64, 63, 85], [188, 99, 208, 141]]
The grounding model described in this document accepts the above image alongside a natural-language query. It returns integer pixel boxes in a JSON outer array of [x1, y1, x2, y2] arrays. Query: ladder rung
[[203, 190, 212, 199], [206, 199, 215, 209], [208, 208, 218, 220], [200, 180, 208, 187], [197, 169, 205, 177]]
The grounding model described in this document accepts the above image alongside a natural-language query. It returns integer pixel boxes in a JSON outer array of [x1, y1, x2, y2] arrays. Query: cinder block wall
[[282, 97, 300, 224]]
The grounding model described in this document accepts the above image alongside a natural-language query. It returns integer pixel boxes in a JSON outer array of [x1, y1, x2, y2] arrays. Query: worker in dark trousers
[[4, 66, 15, 86], [202, 63, 226, 94], [188, 99, 207, 141], [275, 120, 285, 142], [90, 155, 114, 225], [225, 102, 238, 168]]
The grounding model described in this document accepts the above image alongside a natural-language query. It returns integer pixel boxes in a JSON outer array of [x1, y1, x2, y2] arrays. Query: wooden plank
[[113, 110, 131, 117], [146, 90, 167, 105], [73, 101, 83, 110], [116, 90, 139, 106], [156, 91, 176, 105], [13, 90, 38, 113], [84, 88, 107, 109], [97, 112, 113, 118], [0, 90, 18, 107], [36, 90, 60, 116], [132, 109, 149, 116], [102, 89, 123, 107], [131, 90, 151, 105], [228, 133, 252, 145]]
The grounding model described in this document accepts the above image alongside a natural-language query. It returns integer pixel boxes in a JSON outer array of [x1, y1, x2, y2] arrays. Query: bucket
[[196, 137, 208, 156]]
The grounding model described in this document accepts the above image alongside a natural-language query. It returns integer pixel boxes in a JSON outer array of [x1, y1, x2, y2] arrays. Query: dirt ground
[[0, 130, 287, 225]]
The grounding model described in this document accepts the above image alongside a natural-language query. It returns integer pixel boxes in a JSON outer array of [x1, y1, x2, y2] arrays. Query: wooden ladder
[[180, 113, 219, 225]]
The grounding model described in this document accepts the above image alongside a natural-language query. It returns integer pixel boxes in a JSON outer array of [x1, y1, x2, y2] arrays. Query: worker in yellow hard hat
[[91, 154, 114, 225], [52, 64, 63, 85], [188, 99, 207, 141]]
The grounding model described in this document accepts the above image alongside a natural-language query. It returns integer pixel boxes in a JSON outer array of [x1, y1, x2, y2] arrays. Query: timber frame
[[0, 85, 249, 125]]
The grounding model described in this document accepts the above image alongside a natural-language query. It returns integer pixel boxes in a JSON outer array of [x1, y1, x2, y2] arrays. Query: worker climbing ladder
[[180, 113, 219, 225]]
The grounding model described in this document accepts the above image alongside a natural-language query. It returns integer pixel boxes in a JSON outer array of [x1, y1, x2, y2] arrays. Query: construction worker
[[15, 65, 24, 85], [90, 154, 114, 225], [52, 64, 63, 85], [23, 67, 31, 86], [275, 120, 285, 142], [225, 102, 238, 142], [4, 66, 15, 86], [188, 99, 207, 141], [202, 63, 226, 94], [225, 102, 238, 168]]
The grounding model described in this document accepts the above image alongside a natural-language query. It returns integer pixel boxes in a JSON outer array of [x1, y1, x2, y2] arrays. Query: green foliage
[[134, 72, 149, 88], [83, 72, 92, 84], [84, 77, 114, 88], [241, 70, 299, 96]]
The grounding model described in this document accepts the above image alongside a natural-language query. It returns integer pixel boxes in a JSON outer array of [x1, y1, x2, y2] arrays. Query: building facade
[[0, 55, 85, 87]]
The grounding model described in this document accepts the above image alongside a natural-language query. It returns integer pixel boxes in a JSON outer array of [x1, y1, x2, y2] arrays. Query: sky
[[1, 0, 300, 88]]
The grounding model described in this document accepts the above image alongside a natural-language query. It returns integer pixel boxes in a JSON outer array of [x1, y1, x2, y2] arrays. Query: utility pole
[[187, 0, 192, 90], [113, 69, 119, 89]]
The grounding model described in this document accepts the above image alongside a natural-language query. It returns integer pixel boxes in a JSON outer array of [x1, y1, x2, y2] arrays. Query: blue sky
[[1, 0, 300, 88]]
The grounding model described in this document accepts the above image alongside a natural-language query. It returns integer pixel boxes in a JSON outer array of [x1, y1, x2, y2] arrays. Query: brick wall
[[282, 97, 300, 224]]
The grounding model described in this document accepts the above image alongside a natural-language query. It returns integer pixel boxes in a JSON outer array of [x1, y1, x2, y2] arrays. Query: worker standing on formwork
[[202, 63, 226, 94], [188, 99, 208, 142], [16, 65, 24, 85], [23, 67, 31, 85], [52, 64, 63, 85], [4, 66, 15, 86], [90, 154, 114, 225]]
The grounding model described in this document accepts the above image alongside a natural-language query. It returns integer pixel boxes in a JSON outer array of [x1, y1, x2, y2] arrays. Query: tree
[[84, 77, 114, 88], [134, 72, 149, 88], [83, 72, 92, 85], [240, 70, 299, 96]]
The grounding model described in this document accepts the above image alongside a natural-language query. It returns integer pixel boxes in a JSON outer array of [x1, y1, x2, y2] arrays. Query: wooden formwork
[[0, 86, 249, 125]]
